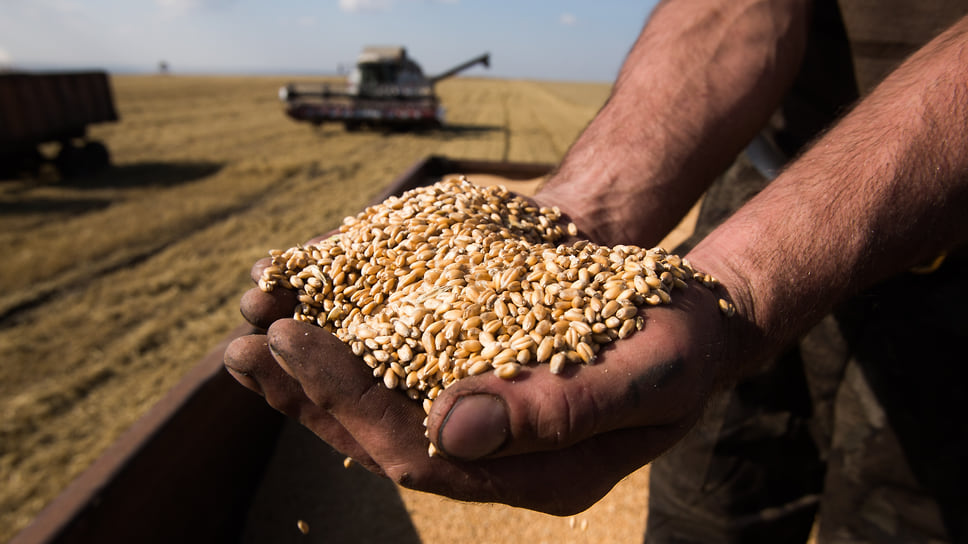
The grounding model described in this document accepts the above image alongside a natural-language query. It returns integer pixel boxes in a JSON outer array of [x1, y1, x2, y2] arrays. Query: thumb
[[427, 307, 711, 460]]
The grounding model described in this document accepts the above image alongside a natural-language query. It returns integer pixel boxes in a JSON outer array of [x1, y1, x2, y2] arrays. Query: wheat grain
[[259, 176, 727, 440]]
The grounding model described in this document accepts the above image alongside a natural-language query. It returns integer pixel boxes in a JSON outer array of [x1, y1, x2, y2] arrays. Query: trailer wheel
[[83, 141, 111, 171], [55, 143, 85, 179], [55, 141, 111, 179], [0, 148, 44, 179]]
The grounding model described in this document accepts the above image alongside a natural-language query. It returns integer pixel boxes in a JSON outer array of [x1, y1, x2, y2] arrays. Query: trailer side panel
[[0, 71, 118, 150]]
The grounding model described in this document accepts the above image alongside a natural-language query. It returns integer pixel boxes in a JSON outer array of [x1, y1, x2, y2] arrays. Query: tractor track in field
[[0, 170, 300, 327]]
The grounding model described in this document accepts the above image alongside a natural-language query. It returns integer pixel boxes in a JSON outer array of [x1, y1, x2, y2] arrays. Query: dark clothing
[[644, 2, 968, 542], [762, 0, 967, 160], [647, 157, 968, 543]]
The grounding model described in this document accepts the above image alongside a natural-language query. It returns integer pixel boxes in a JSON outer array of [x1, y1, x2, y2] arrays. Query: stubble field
[[0, 74, 678, 542]]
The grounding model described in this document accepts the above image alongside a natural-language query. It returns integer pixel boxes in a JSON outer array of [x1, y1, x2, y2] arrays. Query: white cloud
[[339, 0, 393, 12], [339, 0, 458, 13], [0, 46, 12, 68], [559, 12, 577, 26], [155, 0, 236, 17]]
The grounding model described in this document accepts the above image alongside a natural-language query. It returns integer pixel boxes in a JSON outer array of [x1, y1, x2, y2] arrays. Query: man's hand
[[225, 255, 734, 515]]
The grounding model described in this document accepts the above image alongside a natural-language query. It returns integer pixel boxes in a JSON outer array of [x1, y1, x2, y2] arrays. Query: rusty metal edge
[[9, 323, 284, 544], [369, 155, 554, 204], [10, 155, 554, 544]]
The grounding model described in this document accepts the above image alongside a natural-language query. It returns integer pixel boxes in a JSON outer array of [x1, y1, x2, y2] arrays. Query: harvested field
[[0, 74, 698, 542]]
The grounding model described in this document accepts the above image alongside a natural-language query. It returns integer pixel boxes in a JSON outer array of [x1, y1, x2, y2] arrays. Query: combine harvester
[[279, 46, 489, 131]]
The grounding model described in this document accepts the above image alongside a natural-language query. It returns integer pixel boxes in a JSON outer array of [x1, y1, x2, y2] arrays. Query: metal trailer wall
[[0, 71, 119, 151]]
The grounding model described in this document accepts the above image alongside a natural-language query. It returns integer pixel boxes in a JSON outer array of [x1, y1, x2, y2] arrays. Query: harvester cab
[[347, 46, 432, 98], [279, 46, 489, 131]]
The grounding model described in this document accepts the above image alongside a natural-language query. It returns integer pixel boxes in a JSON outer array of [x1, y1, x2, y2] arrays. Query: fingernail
[[267, 343, 295, 378], [224, 366, 264, 396], [439, 394, 508, 460]]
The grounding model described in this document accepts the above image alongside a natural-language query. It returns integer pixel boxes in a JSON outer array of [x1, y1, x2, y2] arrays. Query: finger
[[468, 421, 694, 515], [243, 231, 339, 327], [428, 287, 722, 460], [266, 319, 505, 494], [224, 334, 381, 473], [266, 319, 430, 459], [250, 257, 273, 284], [240, 287, 297, 330], [264, 319, 692, 515]]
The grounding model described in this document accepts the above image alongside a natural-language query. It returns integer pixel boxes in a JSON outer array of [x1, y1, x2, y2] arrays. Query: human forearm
[[689, 15, 968, 377], [536, 0, 810, 247]]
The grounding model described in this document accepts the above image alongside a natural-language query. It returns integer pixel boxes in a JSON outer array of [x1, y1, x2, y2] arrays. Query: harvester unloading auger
[[279, 46, 489, 131]]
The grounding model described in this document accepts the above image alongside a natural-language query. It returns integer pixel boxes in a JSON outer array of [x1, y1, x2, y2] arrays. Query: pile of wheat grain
[[260, 176, 730, 453]]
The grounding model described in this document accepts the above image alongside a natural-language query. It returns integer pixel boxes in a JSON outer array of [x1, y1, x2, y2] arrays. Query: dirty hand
[[224, 252, 732, 515]]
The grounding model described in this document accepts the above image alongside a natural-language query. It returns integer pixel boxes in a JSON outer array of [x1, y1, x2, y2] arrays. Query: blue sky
[[0, 0, 658, 82]]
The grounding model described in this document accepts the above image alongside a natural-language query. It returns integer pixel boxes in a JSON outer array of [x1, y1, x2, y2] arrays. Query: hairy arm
[[688, 14, 968, 379], [535, 0, 811, 247]]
